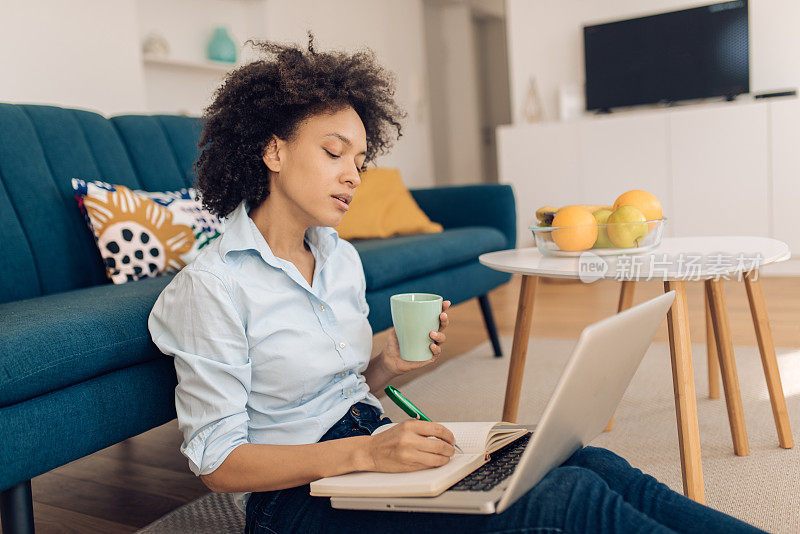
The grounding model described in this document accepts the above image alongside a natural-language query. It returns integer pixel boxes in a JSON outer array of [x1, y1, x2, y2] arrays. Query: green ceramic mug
[[390, 293, 443, 362]]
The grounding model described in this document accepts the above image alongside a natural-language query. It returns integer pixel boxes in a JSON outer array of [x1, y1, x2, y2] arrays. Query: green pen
[[384, 385, 463, 453]]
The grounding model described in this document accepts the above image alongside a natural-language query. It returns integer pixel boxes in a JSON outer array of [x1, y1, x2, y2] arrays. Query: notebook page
[[486, 427, 529, 452], [444, 422, 498, 453]]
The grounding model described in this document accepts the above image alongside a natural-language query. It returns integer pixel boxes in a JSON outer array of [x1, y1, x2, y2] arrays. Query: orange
[[551, 205, 598, 252], [612, 190, 663, 221]]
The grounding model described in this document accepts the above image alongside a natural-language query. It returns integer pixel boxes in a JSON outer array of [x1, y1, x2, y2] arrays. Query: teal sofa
[[0, 103, 515, 533]]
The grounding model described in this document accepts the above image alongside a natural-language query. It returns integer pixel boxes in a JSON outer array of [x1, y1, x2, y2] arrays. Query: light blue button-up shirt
[[148, 200, 383, 512]]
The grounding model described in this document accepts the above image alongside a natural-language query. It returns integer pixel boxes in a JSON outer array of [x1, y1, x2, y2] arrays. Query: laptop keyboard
[[448, 432, 532, 492]]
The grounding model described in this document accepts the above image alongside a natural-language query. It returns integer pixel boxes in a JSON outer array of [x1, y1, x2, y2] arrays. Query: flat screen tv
[[583, 0, 749, 111]]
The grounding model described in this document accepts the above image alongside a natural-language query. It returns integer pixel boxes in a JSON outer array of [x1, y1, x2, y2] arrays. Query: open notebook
[[310, 422, 528, 498]]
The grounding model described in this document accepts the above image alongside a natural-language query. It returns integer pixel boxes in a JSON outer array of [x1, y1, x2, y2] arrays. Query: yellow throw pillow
[[334, 167, 443, 240]]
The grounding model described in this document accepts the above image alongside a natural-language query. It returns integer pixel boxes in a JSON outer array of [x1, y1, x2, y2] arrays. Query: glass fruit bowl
[[530, 218, 666, 257]]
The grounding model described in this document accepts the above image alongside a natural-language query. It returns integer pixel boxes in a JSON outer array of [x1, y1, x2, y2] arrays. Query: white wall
[[0, 0, 435, 188], [261, 0, 435, 188], [0, 0, 146, 115], [424, 1, 483, 185], [505, 0, 800, 123], [475, 13, 512, 182]]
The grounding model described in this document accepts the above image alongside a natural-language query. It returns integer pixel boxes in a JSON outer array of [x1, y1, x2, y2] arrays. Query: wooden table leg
[[502, 275, 539, 423], [705, 279, 750, 456], [705, 288, 721, 399], [744, 270, 794, 449], [664, 280, 706, 504], [605, 280, 636, 432]]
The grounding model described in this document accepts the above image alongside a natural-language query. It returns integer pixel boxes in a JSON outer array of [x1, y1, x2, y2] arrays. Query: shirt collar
[[218, 200, 339, 268]]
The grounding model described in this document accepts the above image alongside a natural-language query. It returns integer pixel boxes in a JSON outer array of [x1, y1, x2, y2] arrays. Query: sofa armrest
[[410, 184, 516, 249]]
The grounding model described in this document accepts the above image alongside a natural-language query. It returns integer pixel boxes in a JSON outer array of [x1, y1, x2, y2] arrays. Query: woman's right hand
[[365, 419, 457, 472]]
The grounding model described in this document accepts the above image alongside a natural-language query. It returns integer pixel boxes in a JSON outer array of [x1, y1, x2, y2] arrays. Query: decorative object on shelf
[[523, 77, 543, 123], [558, 83, 584, 121], [207, 26, 237, 64], [142, 32, 170, 58]]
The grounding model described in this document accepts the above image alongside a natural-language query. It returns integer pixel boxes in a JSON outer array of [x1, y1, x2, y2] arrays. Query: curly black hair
[[193, 33, 405, 219]]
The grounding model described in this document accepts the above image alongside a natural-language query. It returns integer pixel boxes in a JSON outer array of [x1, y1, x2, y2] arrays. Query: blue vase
[[207, 27, 237, 64]]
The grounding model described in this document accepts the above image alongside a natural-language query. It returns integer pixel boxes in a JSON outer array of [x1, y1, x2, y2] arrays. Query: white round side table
[[479, 236, 794, 504]]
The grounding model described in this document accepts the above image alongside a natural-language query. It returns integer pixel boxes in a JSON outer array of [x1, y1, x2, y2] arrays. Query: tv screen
[[583, 0, 749, 111]]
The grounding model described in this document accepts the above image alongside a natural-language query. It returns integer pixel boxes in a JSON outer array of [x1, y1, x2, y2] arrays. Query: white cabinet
[[498, 98, 797, 253], [669, 103, 769, 238], [770, 99, 800, 253]]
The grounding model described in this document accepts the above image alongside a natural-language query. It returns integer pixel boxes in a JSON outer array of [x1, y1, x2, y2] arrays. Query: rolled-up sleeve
[[148, 268, 251, 476]]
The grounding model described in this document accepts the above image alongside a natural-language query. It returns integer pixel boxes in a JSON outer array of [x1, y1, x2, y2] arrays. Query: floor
[[21, 275, 800, 533]]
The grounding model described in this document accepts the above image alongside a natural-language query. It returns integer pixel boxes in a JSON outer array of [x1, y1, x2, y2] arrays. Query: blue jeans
[[245, 402, 765, 534]]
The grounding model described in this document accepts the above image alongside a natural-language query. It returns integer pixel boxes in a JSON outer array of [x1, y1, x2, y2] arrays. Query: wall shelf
[[142, 54, 240, 73]]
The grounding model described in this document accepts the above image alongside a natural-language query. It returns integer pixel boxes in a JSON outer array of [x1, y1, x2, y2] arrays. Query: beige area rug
[[138, 337, 800, 533]]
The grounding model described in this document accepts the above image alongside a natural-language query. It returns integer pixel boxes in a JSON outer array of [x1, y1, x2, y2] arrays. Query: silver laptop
[[331, 290, 676, 514]]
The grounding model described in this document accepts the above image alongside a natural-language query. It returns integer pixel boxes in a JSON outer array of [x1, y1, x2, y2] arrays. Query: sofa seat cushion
[[0, 274, 175, 407], [0, 225, 508, 407], [352, 226, 508, 291]]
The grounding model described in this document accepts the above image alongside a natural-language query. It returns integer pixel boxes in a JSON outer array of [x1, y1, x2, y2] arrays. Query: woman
[[148, 36, 765, 534]]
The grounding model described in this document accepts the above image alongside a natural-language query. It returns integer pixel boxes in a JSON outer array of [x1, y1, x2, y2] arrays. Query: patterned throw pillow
[[72, 179, 225, 284]]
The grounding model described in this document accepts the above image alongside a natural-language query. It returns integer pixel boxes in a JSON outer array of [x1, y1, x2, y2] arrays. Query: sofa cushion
[[0, 274, 175, 407], [351, 226, 508, 290], [73, 179, 224, 284], [0, 224, 503, 407], [334, 167, 443, 240]]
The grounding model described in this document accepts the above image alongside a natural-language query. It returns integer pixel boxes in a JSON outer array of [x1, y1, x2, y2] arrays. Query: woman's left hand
[[380, 300, 450, 377]]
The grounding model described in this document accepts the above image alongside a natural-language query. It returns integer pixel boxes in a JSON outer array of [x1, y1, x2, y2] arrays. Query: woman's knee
[[501, 466, 610, 527], [522, 466, 609, 509], [503, 466, 633, 531], [541, 465, 607, 489], [566, 446, 629, 472]]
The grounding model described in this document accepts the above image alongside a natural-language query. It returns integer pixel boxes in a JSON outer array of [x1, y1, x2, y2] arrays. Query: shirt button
[[319, 305, 325, 311], [339, 342, 346, 349], [345, 389, 353, 396], [338, 371, 346, 378]]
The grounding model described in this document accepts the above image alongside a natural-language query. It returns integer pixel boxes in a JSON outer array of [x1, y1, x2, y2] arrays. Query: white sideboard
[[497, 97, 800, 269]]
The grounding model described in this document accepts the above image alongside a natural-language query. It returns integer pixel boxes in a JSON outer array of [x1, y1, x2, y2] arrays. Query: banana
[[535, 204, 613, 226], [573, 204, 612, 213], [535, 206, 559, 226]]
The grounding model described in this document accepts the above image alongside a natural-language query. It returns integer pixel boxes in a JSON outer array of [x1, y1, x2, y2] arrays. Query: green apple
[[607, 206, 649, 248], [592, 209, 614, 248]]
